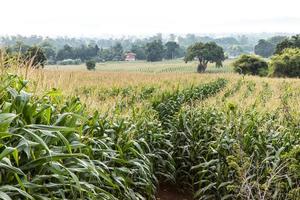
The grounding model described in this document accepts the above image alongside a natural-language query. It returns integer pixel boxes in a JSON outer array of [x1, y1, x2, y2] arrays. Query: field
[[45, 59, 234, 73], [1, 60, 300, 199]]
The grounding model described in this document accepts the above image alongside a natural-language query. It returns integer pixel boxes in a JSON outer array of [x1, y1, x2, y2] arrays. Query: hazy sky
[[1, 0, 300, 37]]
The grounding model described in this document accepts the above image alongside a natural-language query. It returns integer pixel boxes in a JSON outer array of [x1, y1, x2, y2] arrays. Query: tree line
[[2, 33, 288, 64], [2, 39, 187, 64]]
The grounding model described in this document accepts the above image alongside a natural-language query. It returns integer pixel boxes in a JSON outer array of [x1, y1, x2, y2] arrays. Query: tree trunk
[[197, 63, 207, 73]]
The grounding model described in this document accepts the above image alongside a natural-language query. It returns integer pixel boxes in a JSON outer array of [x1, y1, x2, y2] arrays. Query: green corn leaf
[[0, 113, 16, 132], [0, 191, 12, 200]]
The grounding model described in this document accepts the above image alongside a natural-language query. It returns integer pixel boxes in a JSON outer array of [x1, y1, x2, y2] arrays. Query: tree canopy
[[184, 42, 225, 73], [145, 40, 164, 62], [254, 39, 275, 58], [131, 44, 146, 60], [275, 35, 300, 54], [270, 48, 300, 77], [254, 36, 287, 58], [165, 41, 179, 60]]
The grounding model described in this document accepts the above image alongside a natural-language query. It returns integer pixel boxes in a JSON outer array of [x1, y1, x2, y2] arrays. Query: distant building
[[125, 52, 136, 61]]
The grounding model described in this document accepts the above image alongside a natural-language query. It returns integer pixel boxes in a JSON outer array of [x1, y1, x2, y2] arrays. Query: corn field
[[1, 62, 300, 199]]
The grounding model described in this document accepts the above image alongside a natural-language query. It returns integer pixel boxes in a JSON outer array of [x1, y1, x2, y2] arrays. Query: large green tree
[[145, 40, 164, 62], [254, 39, 275, 58], [184, 42, 225, 73], [165, 41, 179, 60]]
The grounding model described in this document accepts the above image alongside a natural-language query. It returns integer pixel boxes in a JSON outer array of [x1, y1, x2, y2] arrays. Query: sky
[[1, 0, 300, 37]]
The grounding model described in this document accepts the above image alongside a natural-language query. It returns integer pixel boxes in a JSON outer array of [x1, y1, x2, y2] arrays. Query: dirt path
[[156, 184, 193, 200]]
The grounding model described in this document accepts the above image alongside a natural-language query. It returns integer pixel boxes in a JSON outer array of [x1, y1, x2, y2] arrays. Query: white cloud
[[0, 0, 299, 37]]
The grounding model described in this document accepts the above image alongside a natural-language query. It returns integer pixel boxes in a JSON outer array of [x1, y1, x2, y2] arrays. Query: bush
[[269, 48, 300, 77], [86, 60, 96, 70], [233, 54, 268, 76]]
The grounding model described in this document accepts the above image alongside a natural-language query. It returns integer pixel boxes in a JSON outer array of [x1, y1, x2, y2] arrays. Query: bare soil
[[156, 184, 193, 200]]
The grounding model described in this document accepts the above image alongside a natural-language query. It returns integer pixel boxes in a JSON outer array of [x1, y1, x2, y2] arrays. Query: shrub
[[233, 54, 268, 76], [86, 60, 96, 70], [269, 48, 300, 77]]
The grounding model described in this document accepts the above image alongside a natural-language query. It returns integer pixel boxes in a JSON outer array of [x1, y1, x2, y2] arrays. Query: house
[[125, 52, 136, 61]]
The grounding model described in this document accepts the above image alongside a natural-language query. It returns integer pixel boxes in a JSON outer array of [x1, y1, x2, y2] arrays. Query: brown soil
[[156, 184, 193, 200]]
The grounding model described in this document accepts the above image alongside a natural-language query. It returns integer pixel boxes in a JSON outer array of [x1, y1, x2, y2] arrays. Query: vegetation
[[233, 54, 268, 76], [164, 41, 180, 59], [1, 33, 291, 65], [275, 35, 300, 54], [23, 46, 47, 68], [131, 44, 147, 60], [56, 44, 100, 62], [254, 36, 287, 57], [254, 39, 275, 58], [145, 40, 165, 62], [86, 60, 96, 70], [184, 42, 225, 73], [2, 63, 300, 199], [2, 33, 300, 199], [269, 48, 300, 77]]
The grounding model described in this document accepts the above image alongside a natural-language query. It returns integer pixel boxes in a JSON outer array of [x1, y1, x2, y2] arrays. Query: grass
[[1, 57, 300, 199]]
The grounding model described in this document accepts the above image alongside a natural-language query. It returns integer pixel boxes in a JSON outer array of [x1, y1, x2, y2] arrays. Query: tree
[[254, 36, 287, 58], [24, 46, 47, 68], [165, 41, 179, 59], [275, 35, 300, 54], [98, 48, 113, 61], [111, 43, 124, 61], [184, 42, 225, 73], [145, 40, 164, 62], [233, 54, 268, 76], [227, 45, 245, 57], [86, 60, 96, 71], [40, 42, 56, 62], [214, 37, 239, 46], [131, 44, 146, 60], [269, 48, 300, 77], [6, 41, 31, 55], [254, 39, 275, 58], [268, 36, 287, 45], [56, 44, 74, 60]]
